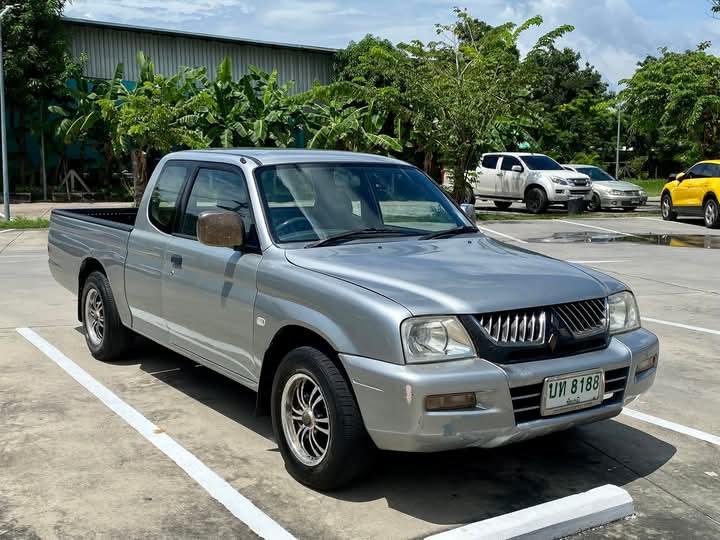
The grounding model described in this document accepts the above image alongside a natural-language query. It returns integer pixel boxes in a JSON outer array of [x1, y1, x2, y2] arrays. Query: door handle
[[170, 254, 183, 269]]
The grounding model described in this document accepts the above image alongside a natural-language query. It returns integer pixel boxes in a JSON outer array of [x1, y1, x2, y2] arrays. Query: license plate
[[631, 199, 640, 204], [541, 370, 604, 416]]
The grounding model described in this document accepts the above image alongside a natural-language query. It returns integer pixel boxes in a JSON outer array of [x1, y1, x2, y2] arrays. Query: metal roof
[[170, 149, 408, 166], [62, 17, 336, 91], [61, 17, 338, 54]]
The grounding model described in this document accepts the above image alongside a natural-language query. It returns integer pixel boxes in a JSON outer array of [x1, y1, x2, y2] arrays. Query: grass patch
[[626, 178, 667, 197], [0, 217, 50, 229]]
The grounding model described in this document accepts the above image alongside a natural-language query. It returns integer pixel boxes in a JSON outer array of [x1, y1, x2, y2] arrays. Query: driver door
[[674, 164, 708, 208], [498, 156, 523, 198], [162, 164, 262, 383]]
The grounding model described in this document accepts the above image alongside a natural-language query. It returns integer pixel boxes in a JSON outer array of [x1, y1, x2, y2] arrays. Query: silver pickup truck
[[49, 149, 659, 489]]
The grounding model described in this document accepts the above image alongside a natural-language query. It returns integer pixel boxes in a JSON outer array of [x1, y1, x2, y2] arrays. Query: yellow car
[[661, 160, 720, 228]]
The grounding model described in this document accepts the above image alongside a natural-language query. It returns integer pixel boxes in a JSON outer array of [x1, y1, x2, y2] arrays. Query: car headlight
[[401, 316, 476, 363], [550, 176, 569, 185], [608, 292, 640, 334], [610, 189, 624, 196]]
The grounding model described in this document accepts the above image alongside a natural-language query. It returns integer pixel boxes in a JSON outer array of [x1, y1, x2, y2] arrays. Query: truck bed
[[51, 207, 138, 231]]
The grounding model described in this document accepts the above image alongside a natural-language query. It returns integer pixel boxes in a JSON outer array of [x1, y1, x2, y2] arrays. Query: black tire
[[493, 201, 513, 210], [661, 193, 677, 221], [525, 186, 548, 214], [704, 198, 720, 229], [586, 193, 602, 212], [81, 271, 133, 361], [271, 346, 375, 490]]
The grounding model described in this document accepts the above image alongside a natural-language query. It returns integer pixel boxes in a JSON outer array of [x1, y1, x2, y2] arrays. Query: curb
[[425, 484, 634, 540]]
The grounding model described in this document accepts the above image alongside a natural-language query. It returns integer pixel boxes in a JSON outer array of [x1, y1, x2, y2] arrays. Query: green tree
[[98, 53, 208, 204], [392, 9, 573, 200], [1, 0, 75, 186], [621, 44, 720, 167]]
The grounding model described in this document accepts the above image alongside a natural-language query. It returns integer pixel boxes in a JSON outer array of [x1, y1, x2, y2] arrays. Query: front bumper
[[340, 328, 658, 452], [599, 192, 648, 209], [548, 187, 593, 203]]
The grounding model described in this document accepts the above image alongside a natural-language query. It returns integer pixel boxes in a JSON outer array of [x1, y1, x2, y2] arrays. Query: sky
[[64, 0, 720, 88]]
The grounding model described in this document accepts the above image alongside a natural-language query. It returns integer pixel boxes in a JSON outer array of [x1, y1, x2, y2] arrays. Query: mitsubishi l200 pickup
[[48, 149, 659, 489]]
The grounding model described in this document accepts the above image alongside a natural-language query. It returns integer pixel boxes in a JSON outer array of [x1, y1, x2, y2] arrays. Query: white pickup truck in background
[[472, 152, 593, 214]]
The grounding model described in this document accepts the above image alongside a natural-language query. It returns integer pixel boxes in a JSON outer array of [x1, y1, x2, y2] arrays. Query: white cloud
[[65, 0, 255, 24]]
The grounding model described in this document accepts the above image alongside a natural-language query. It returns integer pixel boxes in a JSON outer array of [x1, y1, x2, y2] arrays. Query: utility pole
[[615, 103, 622, 180], [0, 5, 16, 221]]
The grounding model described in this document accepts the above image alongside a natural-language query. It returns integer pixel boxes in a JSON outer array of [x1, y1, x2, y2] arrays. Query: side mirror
[[668, 173, 676, 181], [511, 165, 523, 173], [460, 203, 477, 225], [676, 172, 685, 182], [197, 211, 245, 249]]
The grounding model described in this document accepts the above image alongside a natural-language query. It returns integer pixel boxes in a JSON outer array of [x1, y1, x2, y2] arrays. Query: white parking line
[[426, 484, 633, 540], [0, 228, 15, 234], [622, 409, 720, 446], [16, 327, 295, 540], [569, 260, 628, 264], [553, 219, 643, 239], [642, 317, 720, 336], [476, 225, 529, 244]]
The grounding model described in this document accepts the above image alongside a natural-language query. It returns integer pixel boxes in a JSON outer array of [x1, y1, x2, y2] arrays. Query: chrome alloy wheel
[[662, 196, 671, 219], [280, 373, 331, 466], [706, 200, 717, 226], [84, 288, 105, 346]]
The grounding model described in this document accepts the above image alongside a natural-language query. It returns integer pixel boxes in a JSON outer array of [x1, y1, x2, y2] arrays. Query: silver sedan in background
[[564, 164, 648, 212]]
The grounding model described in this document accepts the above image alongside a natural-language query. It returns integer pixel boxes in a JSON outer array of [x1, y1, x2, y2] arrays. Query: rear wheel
[[493, 201, 513, 210], [704, 198, 720, 228], [271, 346, 375, 490], [586, 194, 602, 212], [525, 187, 548, 214], [81, 271, 133, 361], [661, 193, 677, 221]]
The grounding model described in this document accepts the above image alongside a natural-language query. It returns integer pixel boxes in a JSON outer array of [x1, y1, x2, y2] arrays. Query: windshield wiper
[[420, 225, 478, 240], [306, 228, 418, 248]]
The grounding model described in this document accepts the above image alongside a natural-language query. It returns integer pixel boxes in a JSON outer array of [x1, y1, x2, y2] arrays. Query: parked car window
[[576, 166, 615, 181], [686, 163, 709, 178], [179, 168, 256, 246], [708, 164, 720, 178], [500, 156, 522, 171], [521, 155, 565, 171], [255, 164, 466, 243], [481, 155, 499, 169], [148, 163, 190, 233]]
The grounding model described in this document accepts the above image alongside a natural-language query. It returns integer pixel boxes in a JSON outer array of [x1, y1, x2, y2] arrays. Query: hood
[[593, 180, 644, 192], [529, 169, 591, 185], [285, 237, 612, 315]]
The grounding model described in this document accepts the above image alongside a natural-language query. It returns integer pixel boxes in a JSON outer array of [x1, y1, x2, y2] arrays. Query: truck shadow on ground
[[117, 336, 676, 527]]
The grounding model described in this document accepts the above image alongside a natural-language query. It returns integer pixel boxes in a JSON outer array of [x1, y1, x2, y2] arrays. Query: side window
[[482, 155, 499, 169], [501, 156, 522, 171], [709, 164, 720, 178], [148, 163, 190, 233], [687, 164, 707, 178], [179, 168, 256, 246]]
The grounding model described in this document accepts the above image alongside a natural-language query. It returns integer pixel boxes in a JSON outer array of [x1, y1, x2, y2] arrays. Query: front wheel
[[81, 271, 133, 361], [704, 198, 720, 228], [271, 346, 375, 490], [661, 193, 677, 221], [586, 193, 601, 212], [525, 187, 548, 214]]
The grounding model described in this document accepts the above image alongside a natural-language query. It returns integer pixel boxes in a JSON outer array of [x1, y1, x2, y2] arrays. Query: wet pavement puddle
[[527, 232, 720, 249]]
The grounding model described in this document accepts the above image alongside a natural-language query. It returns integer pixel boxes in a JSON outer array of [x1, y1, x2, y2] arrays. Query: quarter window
[[148, 163, 190, 233], [179, 168, 256, 245]]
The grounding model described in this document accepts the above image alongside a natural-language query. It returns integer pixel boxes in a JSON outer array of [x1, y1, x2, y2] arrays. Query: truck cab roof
[[165, 148, 408, 167]]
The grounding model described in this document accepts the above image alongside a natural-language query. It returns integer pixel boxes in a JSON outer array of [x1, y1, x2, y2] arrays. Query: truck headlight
[[608, 292, 640, 334], [550, 176, 569, 185], [401, 316, 476, 363]]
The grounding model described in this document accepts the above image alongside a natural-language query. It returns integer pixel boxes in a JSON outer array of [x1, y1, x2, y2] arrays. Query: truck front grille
[[552, 298, 607, 337], [571, 178, 589, 186], [478, 310, 546, 344], [510, 366, 629, 424], [570, 189, 589, 195]]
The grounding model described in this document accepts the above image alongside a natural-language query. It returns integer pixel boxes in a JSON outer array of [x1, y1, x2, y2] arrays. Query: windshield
[[255, 163, 468, 244], [521, 155, 565, 171], [576, 166, 615, 181]]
